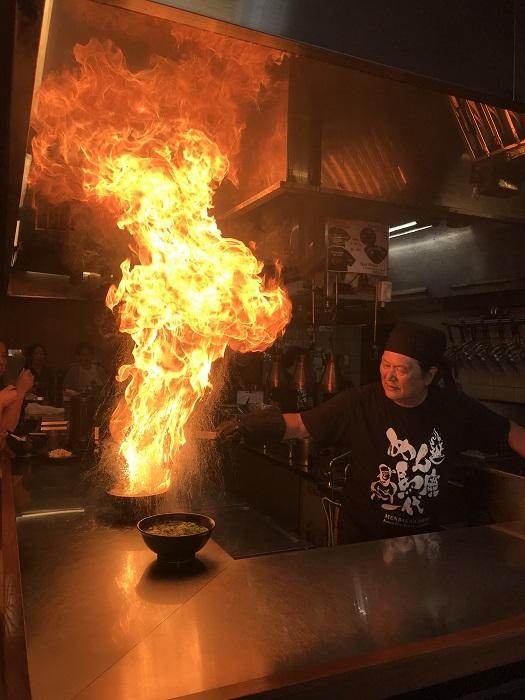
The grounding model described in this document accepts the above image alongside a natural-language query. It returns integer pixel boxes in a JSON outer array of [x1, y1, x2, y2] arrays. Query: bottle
[[293, 352, 310, 410], [320, 352, 339, 401], [266, 353, 281, 392]]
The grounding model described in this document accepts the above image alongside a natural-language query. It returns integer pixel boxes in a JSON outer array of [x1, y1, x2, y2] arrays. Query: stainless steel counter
[[17, 495, 525, 699]]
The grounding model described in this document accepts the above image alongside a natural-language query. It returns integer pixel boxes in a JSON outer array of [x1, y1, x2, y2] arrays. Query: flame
[[30, 34, 291, 494]]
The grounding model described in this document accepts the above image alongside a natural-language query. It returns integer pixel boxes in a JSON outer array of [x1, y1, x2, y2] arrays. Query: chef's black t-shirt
[[301, 383, 510, 542]]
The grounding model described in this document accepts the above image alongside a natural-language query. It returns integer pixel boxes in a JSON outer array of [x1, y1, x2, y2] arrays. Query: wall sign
[[326, 219, 388, 276]]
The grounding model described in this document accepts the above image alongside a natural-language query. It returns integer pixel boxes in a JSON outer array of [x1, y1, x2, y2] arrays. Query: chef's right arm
[[217, 405, 311, 444], [282, 412, 310, 440]]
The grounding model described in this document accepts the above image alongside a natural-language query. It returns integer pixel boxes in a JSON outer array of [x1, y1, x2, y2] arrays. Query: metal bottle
[[293, 352, 310, 409], [320, 352, 339, 397]]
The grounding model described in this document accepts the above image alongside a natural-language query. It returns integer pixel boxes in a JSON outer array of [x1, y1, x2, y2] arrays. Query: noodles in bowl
[[137, 512, 215, 564]]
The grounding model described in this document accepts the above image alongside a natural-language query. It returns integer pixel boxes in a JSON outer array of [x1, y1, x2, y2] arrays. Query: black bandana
[[384, 321, 446, 366]]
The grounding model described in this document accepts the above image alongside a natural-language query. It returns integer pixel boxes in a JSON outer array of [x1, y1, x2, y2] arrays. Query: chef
[[218, 321, 525, 543]]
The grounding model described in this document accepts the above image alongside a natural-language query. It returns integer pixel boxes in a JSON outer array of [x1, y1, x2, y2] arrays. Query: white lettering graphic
[[423, 468, 440, 497], [429, 429, 445, 464], [413, 443, 432, 473], [372, 427, 446, 524], [386, 427, 416, 460], [395, 461, 409, 492]]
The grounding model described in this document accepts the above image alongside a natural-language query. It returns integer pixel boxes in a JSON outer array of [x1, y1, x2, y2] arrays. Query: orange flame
[[30, 35, 291, 494]]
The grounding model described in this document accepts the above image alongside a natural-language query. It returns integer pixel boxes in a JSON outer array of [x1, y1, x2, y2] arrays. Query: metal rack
[[443, 317, 525, 372]]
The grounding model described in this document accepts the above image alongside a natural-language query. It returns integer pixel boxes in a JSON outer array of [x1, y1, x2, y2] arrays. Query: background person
[[0, 339, 34, 434], [63, 341, 108, 398], [218, 321, 525, 544], [24, 343, 55, 404]]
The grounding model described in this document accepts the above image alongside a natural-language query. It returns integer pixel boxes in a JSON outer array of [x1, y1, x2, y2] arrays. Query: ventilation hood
[[5, 0, 525, 299]]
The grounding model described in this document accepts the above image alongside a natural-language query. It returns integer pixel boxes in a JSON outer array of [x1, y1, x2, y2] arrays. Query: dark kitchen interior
[[3, 1, 525, 699]]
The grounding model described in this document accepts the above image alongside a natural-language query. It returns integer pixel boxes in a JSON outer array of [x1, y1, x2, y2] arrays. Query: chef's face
[[380, 351, 436, 407], [0, 342, 7, 376]]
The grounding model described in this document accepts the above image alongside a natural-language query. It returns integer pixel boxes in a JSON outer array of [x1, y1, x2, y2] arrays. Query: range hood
[[5, 0, 525, 300], [449, 95, 525, 197], [216, 56, 525, 221]]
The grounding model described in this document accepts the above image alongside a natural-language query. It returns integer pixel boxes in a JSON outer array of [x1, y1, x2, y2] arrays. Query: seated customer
[[24, 343, 55, 404], [63, 342, 108, 398], [0, 339, 34, 434]]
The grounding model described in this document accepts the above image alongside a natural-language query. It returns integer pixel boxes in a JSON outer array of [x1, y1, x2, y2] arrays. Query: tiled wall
[[459, 365, 525, 404]]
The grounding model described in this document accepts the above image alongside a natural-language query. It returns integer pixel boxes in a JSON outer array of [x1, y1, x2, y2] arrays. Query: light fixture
[[388, 220, 417, 233], [389, 224, 433, 239]]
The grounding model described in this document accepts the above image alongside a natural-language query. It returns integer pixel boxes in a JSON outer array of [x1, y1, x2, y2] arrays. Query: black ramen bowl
[[137, 512, 215, 564]]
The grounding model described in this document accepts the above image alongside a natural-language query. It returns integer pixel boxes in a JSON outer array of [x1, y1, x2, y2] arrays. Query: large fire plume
[[30, 32, 291, 494]]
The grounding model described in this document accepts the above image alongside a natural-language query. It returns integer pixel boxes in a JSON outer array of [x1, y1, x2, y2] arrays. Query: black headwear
[[384, 321, 446, 366]]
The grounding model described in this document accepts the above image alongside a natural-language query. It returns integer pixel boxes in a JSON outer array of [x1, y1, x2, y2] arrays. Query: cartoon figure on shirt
[[372, 427, 445, 517], [371, 465, 397, 503]]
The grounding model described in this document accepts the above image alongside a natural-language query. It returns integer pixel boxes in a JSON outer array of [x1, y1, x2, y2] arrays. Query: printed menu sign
[[326, 219, 388, 276]]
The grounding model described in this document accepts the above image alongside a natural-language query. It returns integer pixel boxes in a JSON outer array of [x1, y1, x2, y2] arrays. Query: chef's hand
[[216, 406, 286, 445], [16, 369, 34, 397], [215, 417, 243, 444], [0, 385, 18, 408]]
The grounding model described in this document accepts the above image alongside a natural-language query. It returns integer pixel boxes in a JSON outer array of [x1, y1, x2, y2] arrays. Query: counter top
[[239, 441, 326, 481], [459, 449, 525, 476], [233, 442, 344, 498], [16, 457, 525, 700]]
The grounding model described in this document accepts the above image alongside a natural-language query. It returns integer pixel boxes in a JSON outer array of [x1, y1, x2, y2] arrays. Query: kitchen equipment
[[288, 437, 312, 467], [41, 420, 69, 450], [320, 352, 339, 397], [292, 352, 311, 410], [68, 393, 98, 448], [266, 352, 282, 390], [137, 512, 215, 564], [106, 488, 168, 522], [292, 352, 308, 390], [6, 431, 47, 457], [7, 431, 27, 443]]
